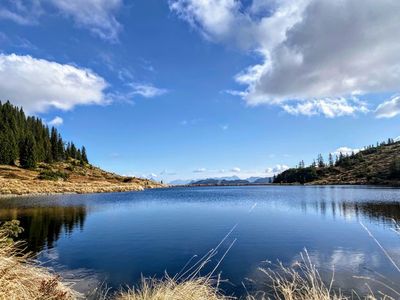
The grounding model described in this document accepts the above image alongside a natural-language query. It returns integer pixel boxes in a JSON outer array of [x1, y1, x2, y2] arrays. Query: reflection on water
[[0, 186, 400, 297], [0, 206, 86, 252], [298, 199, 400, 225]]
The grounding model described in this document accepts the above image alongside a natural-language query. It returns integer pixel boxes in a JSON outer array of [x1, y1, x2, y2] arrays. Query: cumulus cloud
[[0, 53, 108, 114], [49, 0, 123, 41], [170, 0, 400, 117], [48, 116, 63, 126], [375, 95, 400, 119], [230, 167, 241, 172], [333, 147, 361, 156], [0, 0, 123, 41]]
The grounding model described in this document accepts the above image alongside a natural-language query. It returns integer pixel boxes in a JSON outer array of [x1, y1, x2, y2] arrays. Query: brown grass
[[114, 277, 229, 300], [0, 225, 77, 300], [0, 162, 164, 196]]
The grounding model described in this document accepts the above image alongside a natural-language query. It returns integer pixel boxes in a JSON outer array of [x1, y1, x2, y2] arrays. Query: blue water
[[1, 185, 400, 297]]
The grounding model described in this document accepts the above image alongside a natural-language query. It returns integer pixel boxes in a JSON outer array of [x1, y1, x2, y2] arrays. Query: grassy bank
[[0, 220, 76, 300], [0, 162, 164, 196]]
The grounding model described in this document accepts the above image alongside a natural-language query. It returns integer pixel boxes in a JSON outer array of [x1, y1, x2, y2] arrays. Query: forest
[[0, 101, 88, 168], [273, 138, 400, 184]]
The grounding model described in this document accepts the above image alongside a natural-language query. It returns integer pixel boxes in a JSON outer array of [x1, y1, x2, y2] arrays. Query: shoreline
[[0, 163, 166, 197], [0, 185, 167, 198]]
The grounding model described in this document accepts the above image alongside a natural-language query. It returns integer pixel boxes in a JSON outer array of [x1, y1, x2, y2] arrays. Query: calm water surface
[[1, 186, 400, 297]]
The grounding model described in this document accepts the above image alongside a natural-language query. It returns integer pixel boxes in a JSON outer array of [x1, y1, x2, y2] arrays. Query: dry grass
[[115, 277, 229, 300], [0, 162, 164, 196], [0, 223, 77, 300], [246, 251, 347, 300]]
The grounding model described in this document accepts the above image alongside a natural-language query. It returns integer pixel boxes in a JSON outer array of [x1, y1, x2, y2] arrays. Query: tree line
[[0, 101, 89, 168], [273, 138, 399, 184]]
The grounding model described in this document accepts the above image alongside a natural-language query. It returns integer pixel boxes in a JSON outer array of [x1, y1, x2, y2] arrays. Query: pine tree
[[70, 143, 77, 159], [50, 127, 58, 161], [0, 130, 18, 164], [0, 101, 89, 167], [56, 134, 65, 161], [76, 149, 82, 161], [317, 154, 325, 168], [81, 146, 88, 164], [20, 135, 37, 169], [328, 153, 334, 167]]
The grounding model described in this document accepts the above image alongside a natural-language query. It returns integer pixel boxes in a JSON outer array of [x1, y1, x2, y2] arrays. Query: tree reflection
[[0, 206, 86, 253]]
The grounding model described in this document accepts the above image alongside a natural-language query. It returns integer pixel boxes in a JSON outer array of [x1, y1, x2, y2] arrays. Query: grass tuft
[[0, 221, 77, 300], [115, 276, 229, 300]]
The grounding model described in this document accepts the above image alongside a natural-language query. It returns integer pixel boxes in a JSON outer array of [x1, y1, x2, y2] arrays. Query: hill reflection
[[0, 206, 86, 252], [300, 199, 400, 224]]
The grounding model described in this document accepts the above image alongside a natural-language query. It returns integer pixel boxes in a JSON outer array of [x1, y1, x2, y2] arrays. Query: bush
[[38, 170, 69, 181]]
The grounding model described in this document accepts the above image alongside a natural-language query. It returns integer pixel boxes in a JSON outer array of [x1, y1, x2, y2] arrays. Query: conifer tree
[[76, 149, 82, 161], [70, 143, 77, 159], [56, 134, 64, 161], [20, 135, 37, 169], [0, 101, 90, 167], [317, 154, 325, 168], [328, 153, 334, 167], [81, 146, 88, 164]]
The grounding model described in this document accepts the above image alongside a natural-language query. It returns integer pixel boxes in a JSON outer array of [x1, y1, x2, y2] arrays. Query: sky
[[0, 0, 400, 183]]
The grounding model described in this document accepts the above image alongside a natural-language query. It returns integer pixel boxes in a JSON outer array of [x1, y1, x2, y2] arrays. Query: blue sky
[[0, 0, 399, 182]]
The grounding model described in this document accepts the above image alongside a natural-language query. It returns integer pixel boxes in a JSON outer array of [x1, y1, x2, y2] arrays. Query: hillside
[[274, 139, 400, 185], [0, 159, 164, 195]]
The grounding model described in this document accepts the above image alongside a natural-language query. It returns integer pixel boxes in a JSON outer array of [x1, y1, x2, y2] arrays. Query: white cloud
[[48, 116, 63, 126], [169, 0, 252, 47], [231, 167, 241, 172], [193, 168, 207, 173], [282, 98, 369, 118], [129, 83, 168, 98], [333, 147, 361, 156], [375, 95, 400, 119], [171, 0, 400, 117], [266, 164, 289, 174], [0, 53, 108, 114], [49, 0, 123, 41], [0, 0, 122, 41], [0, 1, 42, 25]]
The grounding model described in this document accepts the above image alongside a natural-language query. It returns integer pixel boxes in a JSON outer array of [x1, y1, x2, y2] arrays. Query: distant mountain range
[[169, 176, 273, 186]]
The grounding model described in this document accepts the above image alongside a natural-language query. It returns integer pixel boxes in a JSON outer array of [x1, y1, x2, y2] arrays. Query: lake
[[1, 185, 400, 298]]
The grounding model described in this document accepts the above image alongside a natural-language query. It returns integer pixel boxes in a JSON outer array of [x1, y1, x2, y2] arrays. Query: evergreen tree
[[76, 149, 82, 161], [317, 154, 325, 168], [20, 135, 37, 169], [81, 146, 88, 164], [70, 143, 77, 159], [56, 134, 65, 161], [328, 153, 334, 167], [50, 127, 58, 161], [0, 101, 90, 167], [0, 130, 18, 164]]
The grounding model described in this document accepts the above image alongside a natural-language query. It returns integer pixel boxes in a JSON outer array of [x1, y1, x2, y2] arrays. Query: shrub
[[38, 170, 69, 181]]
